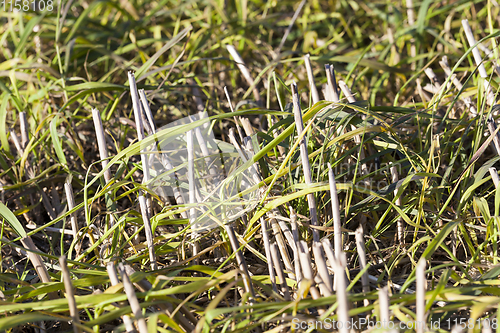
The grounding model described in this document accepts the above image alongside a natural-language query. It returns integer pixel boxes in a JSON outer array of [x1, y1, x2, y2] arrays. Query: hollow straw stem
[[439, 56, 477, 116], [406, 0, 416, 70], [225, 223, 256, 299], [120, 265, 196, 331], [304, 54, 320, 104], [260, 217, 278, 294], [128, 72, 155, 251], [338, 80, 356, 103], [490, 167, 500, 188], [324, 64, 340, 102], [224, 86, 245, 142], [290, 208, 303, 284], [118, 263, 149, 333], [355, 226, 370, 307], [416, 258, 427, 333], [64, 181, 80, 258], [139, 195, 157, 270], [378, 286, 390, 328], [59, 256, 81, 333], [328, 163, 343, 257], [106, 262, 136, 333], [462, 19, 488, 78], [390, 164, 404, 243], [297, 241, 322, 301], [462, 19, 496, 105], [270, 218, 295, 278], [487, 115, 500, 156], [187, 129, 200, 264], [291, 82, 320, 242], [270, 243, 291, 301], [19, 111, 29, 149], [91, 108, 112, 184], [332, 252, 350, 333], [226, 45, 261, 104], [312, 241, 332, 294]]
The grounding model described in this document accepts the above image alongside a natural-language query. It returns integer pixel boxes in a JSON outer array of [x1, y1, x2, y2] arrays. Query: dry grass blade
[[118, 263, 149, 333], [59, 255, 81, 333], [312, 241, 332, 295]]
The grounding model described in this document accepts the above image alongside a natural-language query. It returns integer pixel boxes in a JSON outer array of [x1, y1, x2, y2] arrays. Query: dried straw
[[118, 263, 148, 333], [59, 255, 81, 333]]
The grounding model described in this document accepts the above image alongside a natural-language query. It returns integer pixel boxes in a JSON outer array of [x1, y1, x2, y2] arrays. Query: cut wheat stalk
[[270, 243, 291, 301], [226, 45, 261, 105], [490, 167, 500, 188], [186, 129, 200, 265], [416, 258, 427, 333], [378, 285, 390, 327], [118, 263, 148, 333], [439, 56, 477, 116], [406, 0, 416, 71], [324, 64, 340, 102], [269, 218, 295, 278], [290, 208, 303, 285], [291, 82, 320, 242], [462, 19, 496, 106], [260, 217, 278, 294], [91, 108, 112, 185], [136, 92, 188, 220], [64, 179, 80, 258], [105, 262, 136, 333], [59, 255, 81, 333], [355, 226, 370, 308], [19, 111, 29, 149], [338, 80, 356, 103], [327, 163, 343, 257], [332, 252, 350, 333], [138, 195, 157, 270], [424, 67, 442, 91], [128, 72, 156, 263], [224, 86, 245, 142], [487, 115, 500, 156], [390, 164, 404, 243], [225, 223, 256, 299], [312, 241, 332, 295], [122, 265, 197, 331], [297, 240, 321, 301], [304, 54, 320, 104]]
